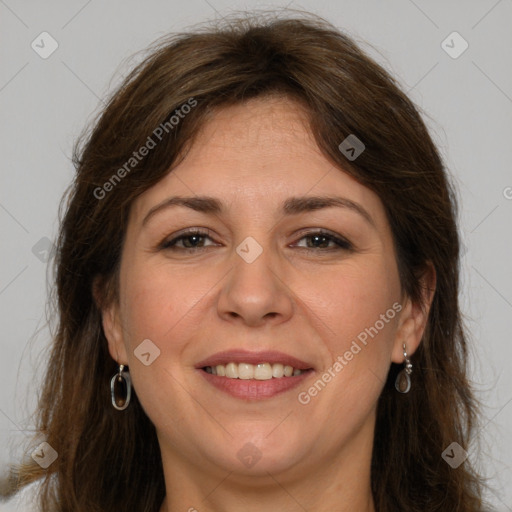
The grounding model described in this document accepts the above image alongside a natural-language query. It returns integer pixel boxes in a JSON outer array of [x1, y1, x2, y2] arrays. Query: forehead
[[195, 96, 316, 153], [130, 96, 385, 227]]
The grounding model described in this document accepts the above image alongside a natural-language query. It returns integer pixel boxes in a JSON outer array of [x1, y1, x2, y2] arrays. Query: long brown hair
[[9, 11, 487, 511]]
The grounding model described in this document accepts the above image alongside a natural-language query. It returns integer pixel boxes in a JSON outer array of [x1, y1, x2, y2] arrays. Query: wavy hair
[[8, 11, 487, 511]]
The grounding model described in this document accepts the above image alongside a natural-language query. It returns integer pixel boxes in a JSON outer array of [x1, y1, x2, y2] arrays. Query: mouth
[[203, 362, 307, 379], [195, 350, 315, 400]]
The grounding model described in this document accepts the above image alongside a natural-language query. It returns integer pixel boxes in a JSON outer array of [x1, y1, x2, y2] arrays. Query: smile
[[196, 349, 315, 399], [203, 362, 305, 380]]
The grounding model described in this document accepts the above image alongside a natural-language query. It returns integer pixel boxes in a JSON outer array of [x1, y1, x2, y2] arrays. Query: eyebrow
[[142, 195, 375, 227]]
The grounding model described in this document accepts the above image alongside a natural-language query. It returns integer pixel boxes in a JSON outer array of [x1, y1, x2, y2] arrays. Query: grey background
[[1, 0, 511, 510]]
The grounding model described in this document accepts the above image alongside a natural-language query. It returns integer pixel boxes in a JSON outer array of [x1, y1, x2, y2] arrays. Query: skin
[[100, 96, 435, 512]]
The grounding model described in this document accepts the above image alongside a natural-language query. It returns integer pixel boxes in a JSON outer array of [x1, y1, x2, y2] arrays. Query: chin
[[200, 429, 310, 477]]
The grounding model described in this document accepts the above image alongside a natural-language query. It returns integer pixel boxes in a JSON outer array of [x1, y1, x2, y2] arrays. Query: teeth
[[204, 362, 305, 380], [254, 363, 272, 380], [238, 363, 254, 380], [225, 362, 238, 378], [272, 363, 284, 378]]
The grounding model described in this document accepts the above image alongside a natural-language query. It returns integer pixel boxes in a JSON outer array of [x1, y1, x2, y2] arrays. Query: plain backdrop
[[1, 0, 511, 510]]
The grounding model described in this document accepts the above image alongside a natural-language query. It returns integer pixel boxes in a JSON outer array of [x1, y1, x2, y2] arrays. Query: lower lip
[[198, 369, 314, 400]]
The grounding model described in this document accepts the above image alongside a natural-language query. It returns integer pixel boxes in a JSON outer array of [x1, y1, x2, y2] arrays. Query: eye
[[159, 229, 217, 252], [292, 230, 353, 251], [158, 228, 353, 253]]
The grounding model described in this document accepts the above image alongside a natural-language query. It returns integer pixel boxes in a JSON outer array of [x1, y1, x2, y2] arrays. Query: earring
[[394, 343, 413, 393], [110, 364, 132, 410]]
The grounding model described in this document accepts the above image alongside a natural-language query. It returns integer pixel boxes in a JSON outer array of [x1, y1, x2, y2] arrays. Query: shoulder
[[0, 480, 43, 512]]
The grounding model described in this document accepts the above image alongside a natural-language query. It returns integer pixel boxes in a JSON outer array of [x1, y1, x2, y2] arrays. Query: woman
[[9, 12, 487, 512]]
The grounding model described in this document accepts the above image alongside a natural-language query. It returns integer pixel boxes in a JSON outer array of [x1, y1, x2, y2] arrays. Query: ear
[[392, 262, 436, 363], [93, 275, 128, 365]]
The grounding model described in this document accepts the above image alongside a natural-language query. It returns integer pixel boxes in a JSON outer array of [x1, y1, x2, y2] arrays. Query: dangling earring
[[110, 364, 132, 410], [395, 343, 413, 393]]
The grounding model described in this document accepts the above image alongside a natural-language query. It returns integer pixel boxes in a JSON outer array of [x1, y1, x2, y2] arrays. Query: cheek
[[300, 259, 401, 406], [305, 256, 401, 350], [299, 258, 401, 420], [119, 262, 198, 349], [116, 262, 204, 423]]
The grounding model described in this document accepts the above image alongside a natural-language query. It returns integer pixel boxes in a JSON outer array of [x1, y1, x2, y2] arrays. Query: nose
[[216, 241, 294, 328]]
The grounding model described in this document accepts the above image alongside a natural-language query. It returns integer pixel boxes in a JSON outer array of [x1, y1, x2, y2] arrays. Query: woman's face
[[103, 96, 425, 481]]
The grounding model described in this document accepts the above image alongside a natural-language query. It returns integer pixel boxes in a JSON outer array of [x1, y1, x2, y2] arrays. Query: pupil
[[185, 235, 202, 248], [310, 235, 328, 248]]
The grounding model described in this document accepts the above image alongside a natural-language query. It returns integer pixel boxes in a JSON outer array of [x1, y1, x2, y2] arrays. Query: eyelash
[[159, 228, 353, 253]]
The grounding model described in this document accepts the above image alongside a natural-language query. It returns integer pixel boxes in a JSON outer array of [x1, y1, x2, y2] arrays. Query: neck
[[158, 419, 376, 512], [159, 485, 375, 512]]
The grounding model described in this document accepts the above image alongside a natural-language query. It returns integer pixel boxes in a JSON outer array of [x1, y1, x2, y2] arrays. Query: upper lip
[[195, 350, 314, 370]]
